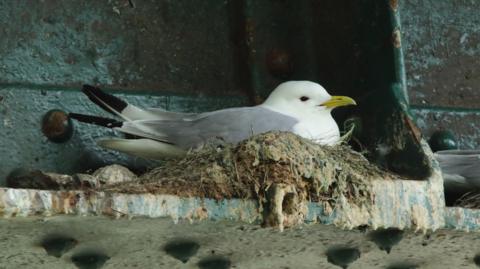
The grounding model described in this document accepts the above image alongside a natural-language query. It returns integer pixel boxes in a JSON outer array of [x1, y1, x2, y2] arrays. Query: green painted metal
[[0, 0, 246, 95], [4, 0, 480, 235], [0, 1, 433, 184], [400, 1, 480, 230], [399, 0, 480, 150], [410, 107, 480, 150], [399, 0, 480, 109]]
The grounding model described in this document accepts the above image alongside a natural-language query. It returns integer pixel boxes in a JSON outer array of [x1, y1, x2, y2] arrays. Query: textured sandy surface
[[0, 216, 479, 269]]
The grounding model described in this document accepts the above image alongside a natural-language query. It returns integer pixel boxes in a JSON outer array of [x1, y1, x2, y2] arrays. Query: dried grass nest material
[[105, 132, 397, 209], [454, 192, 480, 208]]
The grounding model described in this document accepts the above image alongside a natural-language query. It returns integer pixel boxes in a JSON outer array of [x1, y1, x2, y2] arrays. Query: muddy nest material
[[104, 132, 396, 228]]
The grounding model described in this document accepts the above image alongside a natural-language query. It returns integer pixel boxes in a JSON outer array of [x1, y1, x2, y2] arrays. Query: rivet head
[[428, 130, 458, 152], [266, 48, 293, 78], [41, 109, 73, 143]]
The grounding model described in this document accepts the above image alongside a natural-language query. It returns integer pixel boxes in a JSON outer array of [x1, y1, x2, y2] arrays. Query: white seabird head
[[261, 81, 356, 118]]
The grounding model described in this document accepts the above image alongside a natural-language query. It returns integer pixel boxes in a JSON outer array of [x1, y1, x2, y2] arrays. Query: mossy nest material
[[105, 132, 395, 221]]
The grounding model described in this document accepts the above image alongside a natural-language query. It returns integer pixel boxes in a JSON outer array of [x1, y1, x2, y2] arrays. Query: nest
[[103, 132, 396, 229], [8, 132, 400, 229]]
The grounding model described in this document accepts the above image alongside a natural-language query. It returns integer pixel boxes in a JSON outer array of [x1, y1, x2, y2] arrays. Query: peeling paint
[[392, 29, 402, 48]]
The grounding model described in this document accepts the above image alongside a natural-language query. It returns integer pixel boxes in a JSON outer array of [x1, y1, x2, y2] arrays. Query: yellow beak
[[321, 96, 356, 109]]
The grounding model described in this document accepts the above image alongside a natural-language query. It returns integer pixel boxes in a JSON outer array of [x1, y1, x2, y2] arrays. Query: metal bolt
[[428, 130, 458, 152], [41, 109, 73, 143]]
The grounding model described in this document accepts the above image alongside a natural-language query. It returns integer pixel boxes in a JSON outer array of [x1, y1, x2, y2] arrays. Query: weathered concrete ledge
[[0, 169, 446, 230], [445, 207, 480, 231], [0, 188, 260, 223]]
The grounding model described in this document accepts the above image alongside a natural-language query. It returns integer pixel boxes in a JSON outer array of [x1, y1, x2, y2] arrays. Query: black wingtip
[[81, 84, 128, 115], [69, 113, 123, 128]]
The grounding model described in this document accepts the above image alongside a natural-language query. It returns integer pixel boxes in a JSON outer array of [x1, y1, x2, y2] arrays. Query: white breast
[[292, 114, 340, 145]]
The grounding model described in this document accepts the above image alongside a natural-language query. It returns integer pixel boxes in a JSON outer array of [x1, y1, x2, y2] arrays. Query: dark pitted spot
[[356, 225, 369, 233], [266, 48, 293, 79], [368, 228, 404, 254], [40, 234, 78, 258], [386, 262, 418, 269], [282, 192, 296, 214], [71, 251, 110, 269], [198, 256, 231, 269], [326, 246, 360, 269], [474, 254, 480, 267], [164, 239, 200, 263]]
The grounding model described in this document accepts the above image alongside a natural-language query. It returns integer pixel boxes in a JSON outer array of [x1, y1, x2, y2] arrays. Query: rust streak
[[404, 115, 423, 144], [389, 0, 398, 11]]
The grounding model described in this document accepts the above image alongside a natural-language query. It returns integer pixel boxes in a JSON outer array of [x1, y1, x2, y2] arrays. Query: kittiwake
[[69, 81, 356, 159]]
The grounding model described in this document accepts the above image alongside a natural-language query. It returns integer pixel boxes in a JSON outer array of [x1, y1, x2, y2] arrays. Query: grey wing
[[121, 107, 298, 149], [435, 150, 480, 190], [143, 108, 200, 120]]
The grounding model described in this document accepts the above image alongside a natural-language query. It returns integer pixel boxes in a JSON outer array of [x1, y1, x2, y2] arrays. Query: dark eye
[[300, 96, 309, 102]]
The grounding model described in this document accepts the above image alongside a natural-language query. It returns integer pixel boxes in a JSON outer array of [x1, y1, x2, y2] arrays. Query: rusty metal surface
[[0, 0, 244, 95], [411, 107, 480, 149], [0, 0, 401, 100], [400, 0, 480, 108], [0, 0, 424, 183]]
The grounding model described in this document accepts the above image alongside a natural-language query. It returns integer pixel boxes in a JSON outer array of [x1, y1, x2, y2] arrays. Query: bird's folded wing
[[142, 108, 200, 121], [435, 150, 480, 188], [118, 107, 298, 149]]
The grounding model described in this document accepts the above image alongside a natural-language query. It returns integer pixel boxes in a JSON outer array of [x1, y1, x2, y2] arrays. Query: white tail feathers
[[121, 105, 163, 121], [98, 138, 186, 159]]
